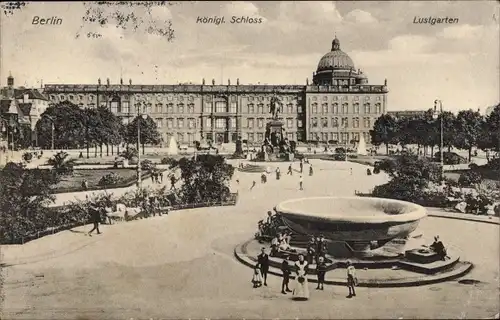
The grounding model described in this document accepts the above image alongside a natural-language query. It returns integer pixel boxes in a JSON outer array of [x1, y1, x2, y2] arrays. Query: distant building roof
[[387, 110, 427, 118], [14, 88, 49, 101]]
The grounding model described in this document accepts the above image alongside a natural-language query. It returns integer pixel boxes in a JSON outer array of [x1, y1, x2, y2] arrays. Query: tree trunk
[[111, 144, 114, 156], [142, 143, 145, 155], [431, 146, 434, 158], [385, 143, 389, 155], [86, 144, 90, 159], [448, 145, 451, 153], [117, 144, 120, 155], [99, 144, 103, 158], [468, 147, 472, 162], [417, 144, 421, 156], [106, 144, 109, 156], [94, 144, 98, 158]]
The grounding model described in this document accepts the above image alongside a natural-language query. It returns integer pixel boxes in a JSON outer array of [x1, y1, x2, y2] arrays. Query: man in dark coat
[[87, 203, 102, 236], [281, 257, 292, 294], [257, 247, 270, 286], [316, 256, 327, 290]]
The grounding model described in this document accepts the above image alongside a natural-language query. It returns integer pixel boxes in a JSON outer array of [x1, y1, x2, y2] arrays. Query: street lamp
[[1, 120, 18, 158], [433, 99, 444, 181], [137, 112, 148, 189]]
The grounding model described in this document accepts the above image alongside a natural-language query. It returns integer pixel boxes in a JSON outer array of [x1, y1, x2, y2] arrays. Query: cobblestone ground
[[1, 160, 499, 319]]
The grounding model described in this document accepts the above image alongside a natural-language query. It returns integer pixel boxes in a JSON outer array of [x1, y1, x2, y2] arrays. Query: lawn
[[52, 169, 139, 192]]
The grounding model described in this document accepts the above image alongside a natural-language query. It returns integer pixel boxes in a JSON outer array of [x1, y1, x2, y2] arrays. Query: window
[[157, 118, 163, 128], [287, 104, 293, 114], [333, 96, 338, 101], [353, 117, 360, 128], [354, 96, 359, 101], [247, 118, 254, 128], [375, 103, 382, 113], [78, 94, 83, 101], [205, 118, 212, 128], [322, 103, 328, 114], [155, 103, 162, 113], [249, 96, 254, 102], [297, 106, 303, 113], [248, 103, 255, 114], [352, 132, 360, 142], [257, 104, 264, 114], [147, 103, 152, 114], [110, 102, 118, 113], [50, 94, 56, 100], [60, 94, 65, 100], [179, 96, 184, 102], [215, 101, 226, 113], [287, 119, 293, 128], [188, 103, 194, 113], [230, 118, 236, 129], [122, 102, 129, 114], [177, 118, 184, 128], [342, 103, 348, 114], [204, 102, 212, 113], [311, 118, 318, 128], [312, 103, 318, 114], [323, 96, 328, 101], [188, 118, 195, 129], [332, 117, 339, 127], [257, 118, 264, 128], [287, 132, 294, 140], [377, 96, 381, 101], [216, 118, 226, 129], [332, 103, 338, 114], [297, 119, 303, 127], [353, 103, 359, 114], [69, 95, 74, 101], [178, 103, 184, 114], [230, 102, 237, 113], [187, 133, 194, 144], [248, 133, 254, 142], [364, 117, 371, 128], [322, 117, 328, 127], [257, 133, 264, 142], [365, 96, 370, 101], [165, 103, 173, 114], [177, 133, 184, 143], [341, 117, 348, 128], [364, 103, 370, 114], [167, 118, 173, 129]]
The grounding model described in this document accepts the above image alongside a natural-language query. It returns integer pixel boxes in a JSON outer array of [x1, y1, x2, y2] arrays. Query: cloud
[[223, 1, 260, 16], [344, 9, 377, 24], [388, 35, 434, 53], [438, 24, 485, 40], [275, 1, 342, 26]]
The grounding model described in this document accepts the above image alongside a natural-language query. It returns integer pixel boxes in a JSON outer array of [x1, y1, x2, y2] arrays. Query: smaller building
[[387, 110, 427, 120]]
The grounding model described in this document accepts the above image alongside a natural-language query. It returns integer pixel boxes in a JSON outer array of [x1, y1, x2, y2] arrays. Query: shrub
[[22, 152, 33, 163], [98, 172, 122, 186], [120, 148, 138, 161], [347, 154, 358, 159], [333, 153, 346, 161], [458, 170, 482, 186], [141, 159, 155, 171], [161, 157, 177, 165]]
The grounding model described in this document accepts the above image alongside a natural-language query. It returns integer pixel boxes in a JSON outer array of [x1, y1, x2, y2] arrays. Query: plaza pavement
[[1, 159, 499, 319]]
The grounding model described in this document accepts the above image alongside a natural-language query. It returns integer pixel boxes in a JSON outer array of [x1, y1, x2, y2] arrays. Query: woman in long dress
[[292, 254, 310, 300]]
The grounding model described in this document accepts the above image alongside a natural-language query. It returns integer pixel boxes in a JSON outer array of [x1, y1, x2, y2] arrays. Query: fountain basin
[[275, 197, 427, 242]]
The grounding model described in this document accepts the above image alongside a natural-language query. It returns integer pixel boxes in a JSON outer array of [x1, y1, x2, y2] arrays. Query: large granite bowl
[[275, 197, 427, 243]]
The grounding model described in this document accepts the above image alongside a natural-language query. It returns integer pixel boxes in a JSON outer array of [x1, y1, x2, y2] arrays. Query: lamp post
[[433, 99, 444, 181], [136, 112, 148, 189]]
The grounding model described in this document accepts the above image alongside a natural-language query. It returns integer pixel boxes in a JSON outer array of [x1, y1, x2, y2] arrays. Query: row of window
[[312, 132, 371, 142], [310, 95, 382, 102], [310, 117, 372, 128], [246, 132, 300, 142], [164, 132, 196, 144], [311, 103, 382, 114]]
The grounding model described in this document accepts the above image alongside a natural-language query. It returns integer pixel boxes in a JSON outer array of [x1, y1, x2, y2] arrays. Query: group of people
[[270, 231, 294, 255], [252, 248, 358, 299], [306, 234, 328, 264], [150, 170, 164, 184]]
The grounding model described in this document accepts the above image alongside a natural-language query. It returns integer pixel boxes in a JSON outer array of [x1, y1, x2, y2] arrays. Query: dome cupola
[[316, 36, 355, 72]]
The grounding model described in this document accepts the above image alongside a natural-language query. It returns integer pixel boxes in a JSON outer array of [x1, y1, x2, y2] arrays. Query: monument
[[256, 92, 294, 161], [357, 134, 368, 156], [167, 136, 179, 155]]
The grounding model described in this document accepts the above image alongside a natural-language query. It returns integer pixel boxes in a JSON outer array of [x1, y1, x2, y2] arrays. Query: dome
[[317, 36, 355, 72]]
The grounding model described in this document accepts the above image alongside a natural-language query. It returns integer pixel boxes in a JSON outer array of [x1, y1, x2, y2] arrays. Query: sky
[[1, 1, 499, 112]]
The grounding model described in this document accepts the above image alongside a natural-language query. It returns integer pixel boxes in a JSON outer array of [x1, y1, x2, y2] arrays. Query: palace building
[[42, 36, 388, 146]]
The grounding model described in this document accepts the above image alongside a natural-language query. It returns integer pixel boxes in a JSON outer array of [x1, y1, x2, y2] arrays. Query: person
[[87, 202, 102, 236], [307, 236, 316, 264], [279, 232, 291, 251], [299, 175, 303, 190], [81, 179, 88, 191], [430, 236, 449, 260], [250, 180, 256, 190], [350, 167, 353, 175], [276, 167, 281, 180], [257, 247, 269, 286], [252, 264, 263, 288], [281, 257, 293, 294], [271, 236, 280, 256], [287, 164, 293, 175], [292, 254, 310, 300], [170, 175, 176, 189], [158, 171, 163, 183], [366, 168, 372, 176], [299, 160, 303, 173], [346, 260, 357, 298], [261, 173, 267, 183], [309, 165, 314, 176], [316, 256, 327, 290], [236, 177, 240, 184], [316, 234, 327, 263]]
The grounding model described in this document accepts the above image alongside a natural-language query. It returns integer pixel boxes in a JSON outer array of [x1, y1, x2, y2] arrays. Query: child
[[316, 256, 327, 290], [252, 264, 263, 288], [346, 260, 357, 297]]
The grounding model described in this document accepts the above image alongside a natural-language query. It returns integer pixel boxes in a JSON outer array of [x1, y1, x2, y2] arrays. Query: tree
[[167, 154, 234, 204], [47, 151, 77, 176], [0, 162, 57, 243], [126, 115, 161, 154], [478, 105, 500, 161], [454, 109, 484, 161], [36, 101, 86, 149], [96, 106, 124, 156], [369, 114, 398, 154]]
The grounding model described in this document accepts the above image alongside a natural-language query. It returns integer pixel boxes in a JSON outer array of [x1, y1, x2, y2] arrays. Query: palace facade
[[43, 36, 388, 146]]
